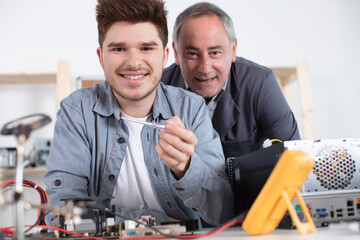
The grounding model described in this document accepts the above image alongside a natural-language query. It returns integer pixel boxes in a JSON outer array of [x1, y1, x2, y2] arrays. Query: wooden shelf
[[0, 60, 73, 109], [269, 66, 297, 86], [2, 167, 47, 189], [4, 166, 46, 177], [2, 166, 46, 180], [269, 60, 316, 140], [76, 76, 104, 89], [0, 73, 57, 84]]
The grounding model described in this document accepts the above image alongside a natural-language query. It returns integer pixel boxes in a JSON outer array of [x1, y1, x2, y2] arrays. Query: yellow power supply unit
[[242, 150, 317, 235]]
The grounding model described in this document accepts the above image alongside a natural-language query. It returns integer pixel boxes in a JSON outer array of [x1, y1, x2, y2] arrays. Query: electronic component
[[58, 199, 114, 237], [55, 199, 193, 238], [242, 150, 316, 235], [0, 147, 17, 168], [121, 222, 186, 238], [161, 219, 199, 232], [60, 211, 188, 238], [293, 191, 360, 226], [285, 138, 360, 226], [227, 138, 360, 228], [226, 142, 285, 215], [284, 139, 360, 192], [29, 138, 51, 166]]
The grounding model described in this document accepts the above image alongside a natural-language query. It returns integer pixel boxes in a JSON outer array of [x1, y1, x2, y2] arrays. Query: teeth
[[197, 77, 215, 81], [124, 75, 145, 80]]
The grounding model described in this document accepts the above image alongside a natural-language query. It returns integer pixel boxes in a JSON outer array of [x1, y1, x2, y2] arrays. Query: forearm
[[170, 153, 234, 226]]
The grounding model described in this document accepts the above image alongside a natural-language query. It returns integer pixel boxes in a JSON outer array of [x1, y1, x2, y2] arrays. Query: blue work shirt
[[44, 81, 234, 226]]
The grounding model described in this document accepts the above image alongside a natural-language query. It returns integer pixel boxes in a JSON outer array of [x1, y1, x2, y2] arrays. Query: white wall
[[0, 0, 359, 148]]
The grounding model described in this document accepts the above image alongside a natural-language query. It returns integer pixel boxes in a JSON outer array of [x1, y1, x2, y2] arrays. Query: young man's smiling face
[[97, 21, 169, 107]]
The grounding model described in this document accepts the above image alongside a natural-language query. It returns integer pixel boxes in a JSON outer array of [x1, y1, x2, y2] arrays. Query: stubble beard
[[112, 79, 159, 102], [107, 71, 161, 103]]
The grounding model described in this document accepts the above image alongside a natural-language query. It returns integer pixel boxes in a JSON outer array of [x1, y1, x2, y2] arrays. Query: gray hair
[[173, 2, 236, 48]]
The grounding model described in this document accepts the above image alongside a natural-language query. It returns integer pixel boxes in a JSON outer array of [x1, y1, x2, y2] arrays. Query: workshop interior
[[1, 0, 360, 239], [1, 116, 360, 238]]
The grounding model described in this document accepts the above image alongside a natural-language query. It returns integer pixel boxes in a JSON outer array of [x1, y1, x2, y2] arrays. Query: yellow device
[[242, 150, 316, 235]]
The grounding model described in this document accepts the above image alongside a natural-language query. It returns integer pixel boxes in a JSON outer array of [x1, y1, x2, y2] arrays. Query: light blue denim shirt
[[44, 81, 234, 226]]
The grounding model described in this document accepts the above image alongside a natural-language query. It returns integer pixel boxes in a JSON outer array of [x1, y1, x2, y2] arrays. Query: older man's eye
[[210, 51, 222, 57], [185, 52, 198, 59]]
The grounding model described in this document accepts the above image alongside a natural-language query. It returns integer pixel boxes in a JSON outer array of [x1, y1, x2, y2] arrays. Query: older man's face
[[174, 15, 237, 98]]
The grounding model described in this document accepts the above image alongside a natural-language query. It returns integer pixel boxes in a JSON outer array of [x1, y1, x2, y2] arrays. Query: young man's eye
[[113, 48, 125, 52], [141, 47, 154, 51]]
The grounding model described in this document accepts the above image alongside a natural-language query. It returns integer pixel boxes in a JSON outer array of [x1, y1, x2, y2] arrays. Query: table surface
[[6, 222, 360, 239], [190, 225, 359, 240]]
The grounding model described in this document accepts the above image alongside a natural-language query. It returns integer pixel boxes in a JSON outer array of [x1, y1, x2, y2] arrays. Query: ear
[[172, 42, 179, 65], [163, 46, 169, 68], [96, 47, 104, 70], [231, 38, 238, 62]]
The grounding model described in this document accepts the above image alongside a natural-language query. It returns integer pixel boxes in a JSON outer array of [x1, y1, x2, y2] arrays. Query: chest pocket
[[221, 129, 261, 159]]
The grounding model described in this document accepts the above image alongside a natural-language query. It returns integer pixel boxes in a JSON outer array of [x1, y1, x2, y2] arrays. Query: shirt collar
[[93, 81, 172, 121], [93, 81, 121, 120], [152, 82, 173, 121]]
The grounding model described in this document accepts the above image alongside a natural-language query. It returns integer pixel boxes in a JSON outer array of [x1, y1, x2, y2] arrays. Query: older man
[[162, 2, 300, 159]]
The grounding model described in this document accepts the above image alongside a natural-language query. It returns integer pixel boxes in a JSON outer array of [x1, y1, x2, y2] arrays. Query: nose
[[197, 55, 212, 75], [125, 49, 142, 69]]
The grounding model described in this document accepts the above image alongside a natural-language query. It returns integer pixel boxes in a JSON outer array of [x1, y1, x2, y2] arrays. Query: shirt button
[[54, 179, 62, 186], [175, 187, 184, 191], [117, 137, 126, 144], [109, 174, 115, 181]]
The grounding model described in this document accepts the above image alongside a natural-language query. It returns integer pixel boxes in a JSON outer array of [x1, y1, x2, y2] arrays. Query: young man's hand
[[155, 116, 198, 179]]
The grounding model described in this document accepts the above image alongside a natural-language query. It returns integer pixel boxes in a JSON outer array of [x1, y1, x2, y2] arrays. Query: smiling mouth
[[195, 76, 216, 82], [121, 74, 147, 80]]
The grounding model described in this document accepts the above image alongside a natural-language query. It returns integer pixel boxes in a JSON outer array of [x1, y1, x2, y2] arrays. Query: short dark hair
[[96, 0, 168, 48], [173, 2, 235, 48]]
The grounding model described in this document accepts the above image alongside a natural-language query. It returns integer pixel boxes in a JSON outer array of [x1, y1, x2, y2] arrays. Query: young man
[[162, 2, 301, 159], [44, 0, 233, 227]]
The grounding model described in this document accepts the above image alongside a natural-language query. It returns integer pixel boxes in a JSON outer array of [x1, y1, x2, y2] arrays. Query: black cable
[[24, 211, 50, 234]]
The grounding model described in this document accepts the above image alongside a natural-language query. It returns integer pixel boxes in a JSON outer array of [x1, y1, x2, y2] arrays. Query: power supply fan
[[314, 146, 356, 190], [284, 138, 360, 193]]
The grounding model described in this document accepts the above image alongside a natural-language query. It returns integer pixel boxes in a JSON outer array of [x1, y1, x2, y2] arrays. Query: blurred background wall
[[0, 0, 359, 149]]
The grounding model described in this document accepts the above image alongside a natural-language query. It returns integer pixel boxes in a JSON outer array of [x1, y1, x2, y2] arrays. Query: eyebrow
[[184, 45, 224, 51], [142, 41, 159, 47], [208, 45, 224, 50], [106, 41, 159, 48]]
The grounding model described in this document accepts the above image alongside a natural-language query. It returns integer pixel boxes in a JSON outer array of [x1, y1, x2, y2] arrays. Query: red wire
[[0, 218, 243, 240], [0, 179, 48, 225], [0, 181, 243, 240]]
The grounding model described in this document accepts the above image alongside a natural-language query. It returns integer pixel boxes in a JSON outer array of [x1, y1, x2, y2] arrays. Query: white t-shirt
[[110, 112, 165, 214]]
